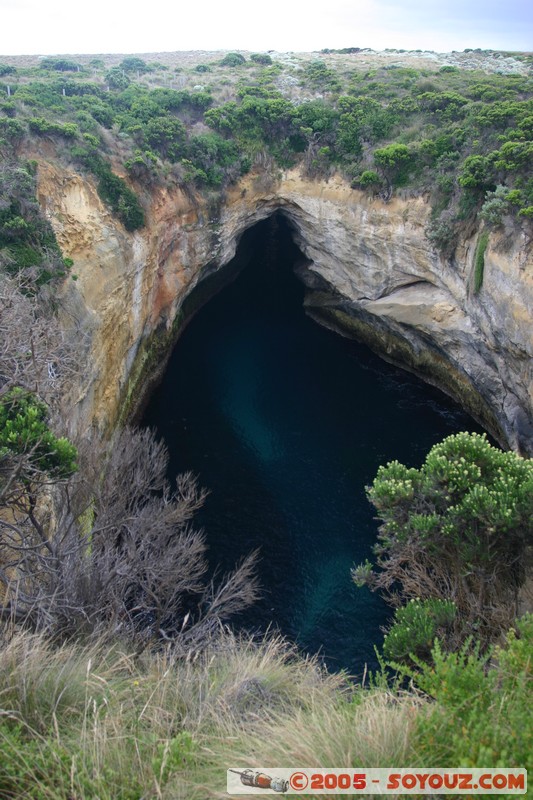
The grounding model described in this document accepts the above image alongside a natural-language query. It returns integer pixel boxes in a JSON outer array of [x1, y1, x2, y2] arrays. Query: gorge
[[29, 152, 532, 665], [141, 213, 486, 673], [38, 160, 533, 457], [1, 46, 532, 797]]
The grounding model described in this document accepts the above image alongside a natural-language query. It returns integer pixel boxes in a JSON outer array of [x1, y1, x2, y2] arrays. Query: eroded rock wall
[[36, 161, 533, 454]]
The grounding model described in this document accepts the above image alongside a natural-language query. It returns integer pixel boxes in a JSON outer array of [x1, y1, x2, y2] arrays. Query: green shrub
[[124, 149, 159, 181], [304, 60, 341, 91], [425, 217, 457, 255], [39, 58, 80, 72], [354, 432, 533, 647], [456, 187, 481, 220], [119, 57, 148, 74], [28, 117, 78, 138], [356, 170, 382, 187], [74, 151, 145, 231], [179, 158, 208, 186], [250, 53, 273, 65], [97, 169, 145, 230], [374, 142, 412, 186], [458, 154, 494, 189], [0, 387, 77, 478], [143, 115, 186, 161], [0, 161, 68, 283], [220, 52, 246, 67], [493, 140, 533, 172], [0, 99, 16, 118], [185, 132, 240, 187], [407, 615, 533, 770], [382, 599, 457, 662], [473, 229, 489, 292], [418, 90, 469, 119], [479, 185, 516, 226], [105, 68, 130, 90], [2, 242, 42, 270]]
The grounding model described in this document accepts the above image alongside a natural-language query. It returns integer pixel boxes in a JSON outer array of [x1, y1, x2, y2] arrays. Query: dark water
[[142, 215, 483, 677]]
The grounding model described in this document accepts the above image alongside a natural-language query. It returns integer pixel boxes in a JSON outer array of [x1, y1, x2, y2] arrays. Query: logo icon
[[229, 769, 289, 793]]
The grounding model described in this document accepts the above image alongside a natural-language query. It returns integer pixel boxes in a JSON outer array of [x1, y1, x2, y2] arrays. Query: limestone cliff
[[35, 160, 533, 455]]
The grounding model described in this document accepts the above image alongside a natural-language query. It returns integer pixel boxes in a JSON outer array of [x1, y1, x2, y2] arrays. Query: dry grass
[[179, 683, 423, 799], [0, 626, 427, 799]]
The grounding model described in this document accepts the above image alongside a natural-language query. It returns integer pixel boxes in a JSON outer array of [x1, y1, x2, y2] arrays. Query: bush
[[425, 216, 457, 256], [304, 60, 341, 91], [97, 168, 145, 230], [0, 387, 77, 478], [353, 432, 533, 647], [39, 58, 80, 72], [185, 132, 240, 187], [458, 154, 493, 190], [1, 426, 258, 641], [404, 615, 533, 771], [119, 57, 148, 74], [250, 53, 273, 65], [382, 599, 457, 662], [105, 68, 130, 90], [418, 91, 468, 119], [143, 115, 186, 161], [28, 117, 79, 138], [355, 170, 382, 188], [124, 149, 159, 182], [479, 185, 514, 226], [75, 152, 145, 231], [374, 143, 412, 186], [220, 52, 246, 67], [493, 140, 533, 172], [0, 117, 23, 144], [0, 160, 67, 284]]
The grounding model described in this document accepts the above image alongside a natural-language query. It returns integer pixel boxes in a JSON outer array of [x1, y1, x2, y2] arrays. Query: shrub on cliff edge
[[353, 432, 533, 647]]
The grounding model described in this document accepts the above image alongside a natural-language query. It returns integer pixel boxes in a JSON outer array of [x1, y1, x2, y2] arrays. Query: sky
[[0, 0, 531, 56]]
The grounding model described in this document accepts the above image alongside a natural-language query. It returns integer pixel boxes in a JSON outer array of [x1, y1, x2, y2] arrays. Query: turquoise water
[[142, 215, 483, 676]]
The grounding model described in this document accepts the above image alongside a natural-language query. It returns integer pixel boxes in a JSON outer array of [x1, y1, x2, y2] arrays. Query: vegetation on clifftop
[[0, 49, 532, 253]]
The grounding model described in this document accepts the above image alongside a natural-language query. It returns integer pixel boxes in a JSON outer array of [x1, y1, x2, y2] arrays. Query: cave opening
[[141, 212, 483, 676]]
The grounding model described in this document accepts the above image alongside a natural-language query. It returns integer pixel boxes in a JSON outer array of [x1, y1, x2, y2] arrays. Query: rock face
[[36, 161, 533, 455]]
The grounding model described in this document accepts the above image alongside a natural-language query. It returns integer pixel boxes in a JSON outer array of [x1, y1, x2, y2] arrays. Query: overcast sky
[[1, 0, 531, 56]]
